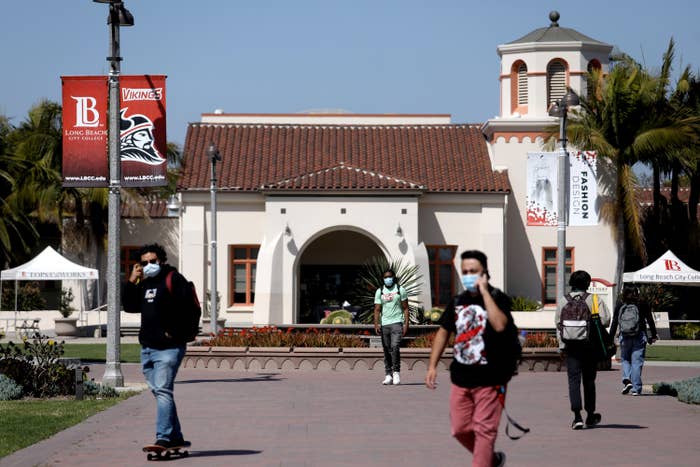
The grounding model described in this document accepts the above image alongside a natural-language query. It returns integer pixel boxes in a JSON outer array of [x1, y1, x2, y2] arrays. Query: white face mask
[[143, 263, 161, 278]]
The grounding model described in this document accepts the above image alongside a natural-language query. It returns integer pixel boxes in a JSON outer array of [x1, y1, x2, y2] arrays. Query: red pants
[[449, 384, 503, 467]]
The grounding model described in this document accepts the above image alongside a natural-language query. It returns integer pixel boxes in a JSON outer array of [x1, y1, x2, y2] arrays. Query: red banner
[[62, 76, 109, 187], [119, 75, 168, 187], [61, 75, 167, 187]]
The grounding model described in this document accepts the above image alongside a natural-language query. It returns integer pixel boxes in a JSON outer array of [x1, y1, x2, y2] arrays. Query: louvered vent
[[547, 61, 567, 104], [517, 63, 528, 105]]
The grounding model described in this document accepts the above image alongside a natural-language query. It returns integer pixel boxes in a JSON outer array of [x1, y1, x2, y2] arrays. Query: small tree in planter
[[55, 287, 78, 337], [59, 288, 76, 318]]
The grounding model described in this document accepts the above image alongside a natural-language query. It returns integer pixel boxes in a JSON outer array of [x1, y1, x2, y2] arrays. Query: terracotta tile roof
[[179, 124, 510, 193], [262, 162, 425, 191], [638, 187, 691, 205], [121, 199, 169, 218]]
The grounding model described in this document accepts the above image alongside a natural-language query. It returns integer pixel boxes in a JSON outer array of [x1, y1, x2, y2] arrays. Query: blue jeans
[[141, 346, 186, 442], [620, 333, 646, 393]]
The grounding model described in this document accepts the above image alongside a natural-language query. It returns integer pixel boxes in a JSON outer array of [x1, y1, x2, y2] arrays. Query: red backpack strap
[[165, 271, 175, 294]]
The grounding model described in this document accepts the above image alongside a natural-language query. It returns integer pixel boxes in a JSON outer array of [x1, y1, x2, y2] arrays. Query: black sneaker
[[621, 379, 633, 395], [154, 439, 170, 448], [493, 451, 506, 467], [585, 413, 602, 427], [571, 417, 584, 430], [155, 438, 190, 449]]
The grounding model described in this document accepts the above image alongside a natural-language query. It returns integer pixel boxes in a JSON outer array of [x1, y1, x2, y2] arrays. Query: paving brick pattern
[[2, 364, 699, 466]]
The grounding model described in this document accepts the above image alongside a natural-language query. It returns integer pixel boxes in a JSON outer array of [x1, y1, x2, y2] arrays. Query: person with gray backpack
[[555, 270, 610, 430], [609, 286, 658, 396]]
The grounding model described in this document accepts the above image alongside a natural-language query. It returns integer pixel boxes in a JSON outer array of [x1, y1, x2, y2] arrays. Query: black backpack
[[559, 293, 591, 343], [165, 271, 202, 342]]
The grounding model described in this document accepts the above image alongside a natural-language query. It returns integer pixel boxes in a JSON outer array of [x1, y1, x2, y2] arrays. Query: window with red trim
[[426, 245, 457, 307], [542, 247, 574, 305], [229, 245, 259, 306]]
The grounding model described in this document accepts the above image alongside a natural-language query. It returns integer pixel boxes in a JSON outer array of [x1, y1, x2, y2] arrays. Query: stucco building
[[122, 12, 618, 326]]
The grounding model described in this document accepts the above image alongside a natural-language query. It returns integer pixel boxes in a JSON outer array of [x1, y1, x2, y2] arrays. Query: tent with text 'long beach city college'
[[0, 246, 99, 328], [623, 250, 700, 286]]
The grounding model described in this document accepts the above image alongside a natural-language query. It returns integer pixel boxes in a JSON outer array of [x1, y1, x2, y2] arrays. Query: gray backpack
[[619, 303, 641, 337]]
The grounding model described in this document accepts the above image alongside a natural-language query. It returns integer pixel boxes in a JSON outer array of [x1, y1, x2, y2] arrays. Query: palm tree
[[567, 53, 700, 285]]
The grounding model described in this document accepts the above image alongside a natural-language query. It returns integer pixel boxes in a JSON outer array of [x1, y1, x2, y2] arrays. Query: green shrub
[[0, 358, 34, 392], [671, 323, 700, 340], [423, 308, 443, 323], [511, 296, 542, 311], [83, 379, 119, 398], [0, 335, 75, 398], [653, 375, 700, 404], [320, 310, 354, 325], [0, 374, 23, 400], [206, 326, 367, 348], [1, 282, 47, 311]]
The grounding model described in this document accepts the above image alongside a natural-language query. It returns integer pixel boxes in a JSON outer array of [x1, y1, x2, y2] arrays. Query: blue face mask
[[461, 274, 479, 292], [383, 277, 395, 287], [143, 263, 161, 278]]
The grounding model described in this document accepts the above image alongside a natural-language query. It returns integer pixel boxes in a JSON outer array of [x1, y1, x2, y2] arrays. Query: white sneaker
[[392, 372, 400, 385], [382, 375, 393, 385]]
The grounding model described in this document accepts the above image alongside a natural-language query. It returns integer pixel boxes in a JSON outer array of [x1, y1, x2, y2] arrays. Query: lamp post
[[549, 90, 580, 312], [208, 142, 221, 336], [94, 0, 134, 387]]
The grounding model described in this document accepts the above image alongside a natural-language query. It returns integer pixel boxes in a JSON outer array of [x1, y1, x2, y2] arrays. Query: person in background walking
[[609, 286, 658, 396], [374, 269, 409, 385], [555, 270, 610, 430], [425, 250, 513, 467]]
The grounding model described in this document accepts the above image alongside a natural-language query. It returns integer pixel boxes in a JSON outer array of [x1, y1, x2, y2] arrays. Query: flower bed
[[201, 326, 369, 348]]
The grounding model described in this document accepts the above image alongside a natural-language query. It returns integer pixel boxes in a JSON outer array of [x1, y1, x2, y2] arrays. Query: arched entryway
[[297, 230, 384, 323]]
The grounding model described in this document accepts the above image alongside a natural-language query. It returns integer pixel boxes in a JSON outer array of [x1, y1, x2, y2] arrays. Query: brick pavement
[[2, 364, 699, 467]]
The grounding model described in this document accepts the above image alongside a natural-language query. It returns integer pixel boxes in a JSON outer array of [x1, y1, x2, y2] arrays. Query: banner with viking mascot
[[62, 75, 167, 187], [119, 75, 167, 187]]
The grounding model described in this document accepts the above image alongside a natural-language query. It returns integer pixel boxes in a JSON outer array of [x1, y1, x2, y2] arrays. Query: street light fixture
[[549, 89, 580, 312], [94, 0, 134, 387], [208, 142, 222, 336]]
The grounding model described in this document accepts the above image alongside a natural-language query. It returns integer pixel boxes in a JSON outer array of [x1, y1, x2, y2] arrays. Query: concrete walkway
[[2, 363, 699, 466]]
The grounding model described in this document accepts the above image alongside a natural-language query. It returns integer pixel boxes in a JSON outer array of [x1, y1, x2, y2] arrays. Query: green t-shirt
[[374, 285, 408, 326]]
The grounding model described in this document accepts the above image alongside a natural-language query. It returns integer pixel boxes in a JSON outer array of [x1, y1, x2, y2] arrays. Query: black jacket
[[122, 264, 190, 349]]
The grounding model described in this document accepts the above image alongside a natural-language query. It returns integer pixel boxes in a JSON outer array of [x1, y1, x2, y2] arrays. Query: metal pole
[[210, 157, 218, 336], [103, 2, 124, 387], [556, 103, 568, 312]]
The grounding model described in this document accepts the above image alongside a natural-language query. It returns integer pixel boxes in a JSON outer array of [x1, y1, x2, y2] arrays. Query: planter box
[[54, 317, 79, 338]]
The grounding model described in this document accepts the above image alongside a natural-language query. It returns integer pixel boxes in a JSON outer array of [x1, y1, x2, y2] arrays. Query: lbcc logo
[[72, 96, 100, 127], [664, 260, 681, 271]]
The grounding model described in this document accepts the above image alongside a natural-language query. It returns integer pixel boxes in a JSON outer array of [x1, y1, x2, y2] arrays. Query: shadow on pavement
[[594, 424, 648, 429], [177, 374, 285, 384], [189, 449, 263, 458]]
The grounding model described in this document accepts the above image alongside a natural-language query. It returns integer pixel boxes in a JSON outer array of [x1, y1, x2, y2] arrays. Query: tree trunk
[[653, 164, 661, 220], [615, 214, 626, 299], [689, 164, 699, 227]]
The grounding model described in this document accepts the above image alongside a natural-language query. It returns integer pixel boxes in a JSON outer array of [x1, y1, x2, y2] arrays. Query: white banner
[[526, 152, 558, 226], [569, 151, 599, 226]]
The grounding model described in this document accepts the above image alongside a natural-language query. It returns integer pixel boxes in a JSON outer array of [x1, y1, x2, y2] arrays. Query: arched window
[[510, 60, 528, 114], [547, 59, 568, 105], [587, 59, 602, 74]]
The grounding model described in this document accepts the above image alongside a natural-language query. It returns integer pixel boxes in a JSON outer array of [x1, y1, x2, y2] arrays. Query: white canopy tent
[[623, 250, 700, 286], [0, 246, 100, 328]]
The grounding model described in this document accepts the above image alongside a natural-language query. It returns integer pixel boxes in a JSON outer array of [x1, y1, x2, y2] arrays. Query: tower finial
[[549, 11, 560, 27]]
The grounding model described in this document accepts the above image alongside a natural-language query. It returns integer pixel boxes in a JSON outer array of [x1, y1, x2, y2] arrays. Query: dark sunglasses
[[139, 259, 159, 266]]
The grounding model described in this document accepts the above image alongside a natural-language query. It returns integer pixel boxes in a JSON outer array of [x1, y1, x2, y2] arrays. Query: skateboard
[[142, 442, 191, 460]]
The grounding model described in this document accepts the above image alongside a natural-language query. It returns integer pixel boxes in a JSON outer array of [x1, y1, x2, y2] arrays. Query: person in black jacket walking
[[122, 243, 191, 448], [609, 286, 658, 396]]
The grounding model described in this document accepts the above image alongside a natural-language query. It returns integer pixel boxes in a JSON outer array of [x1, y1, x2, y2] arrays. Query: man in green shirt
[[374, 269, 409, 385]]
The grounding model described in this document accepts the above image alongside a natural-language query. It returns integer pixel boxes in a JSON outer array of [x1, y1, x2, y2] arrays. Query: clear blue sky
[[1, 0, 699, 146]]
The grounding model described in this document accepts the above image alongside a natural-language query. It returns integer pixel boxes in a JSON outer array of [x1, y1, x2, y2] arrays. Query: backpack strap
[[495, 385, 530, 440], [165, 270, 175, 294], [591, 294, 599, 315]]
